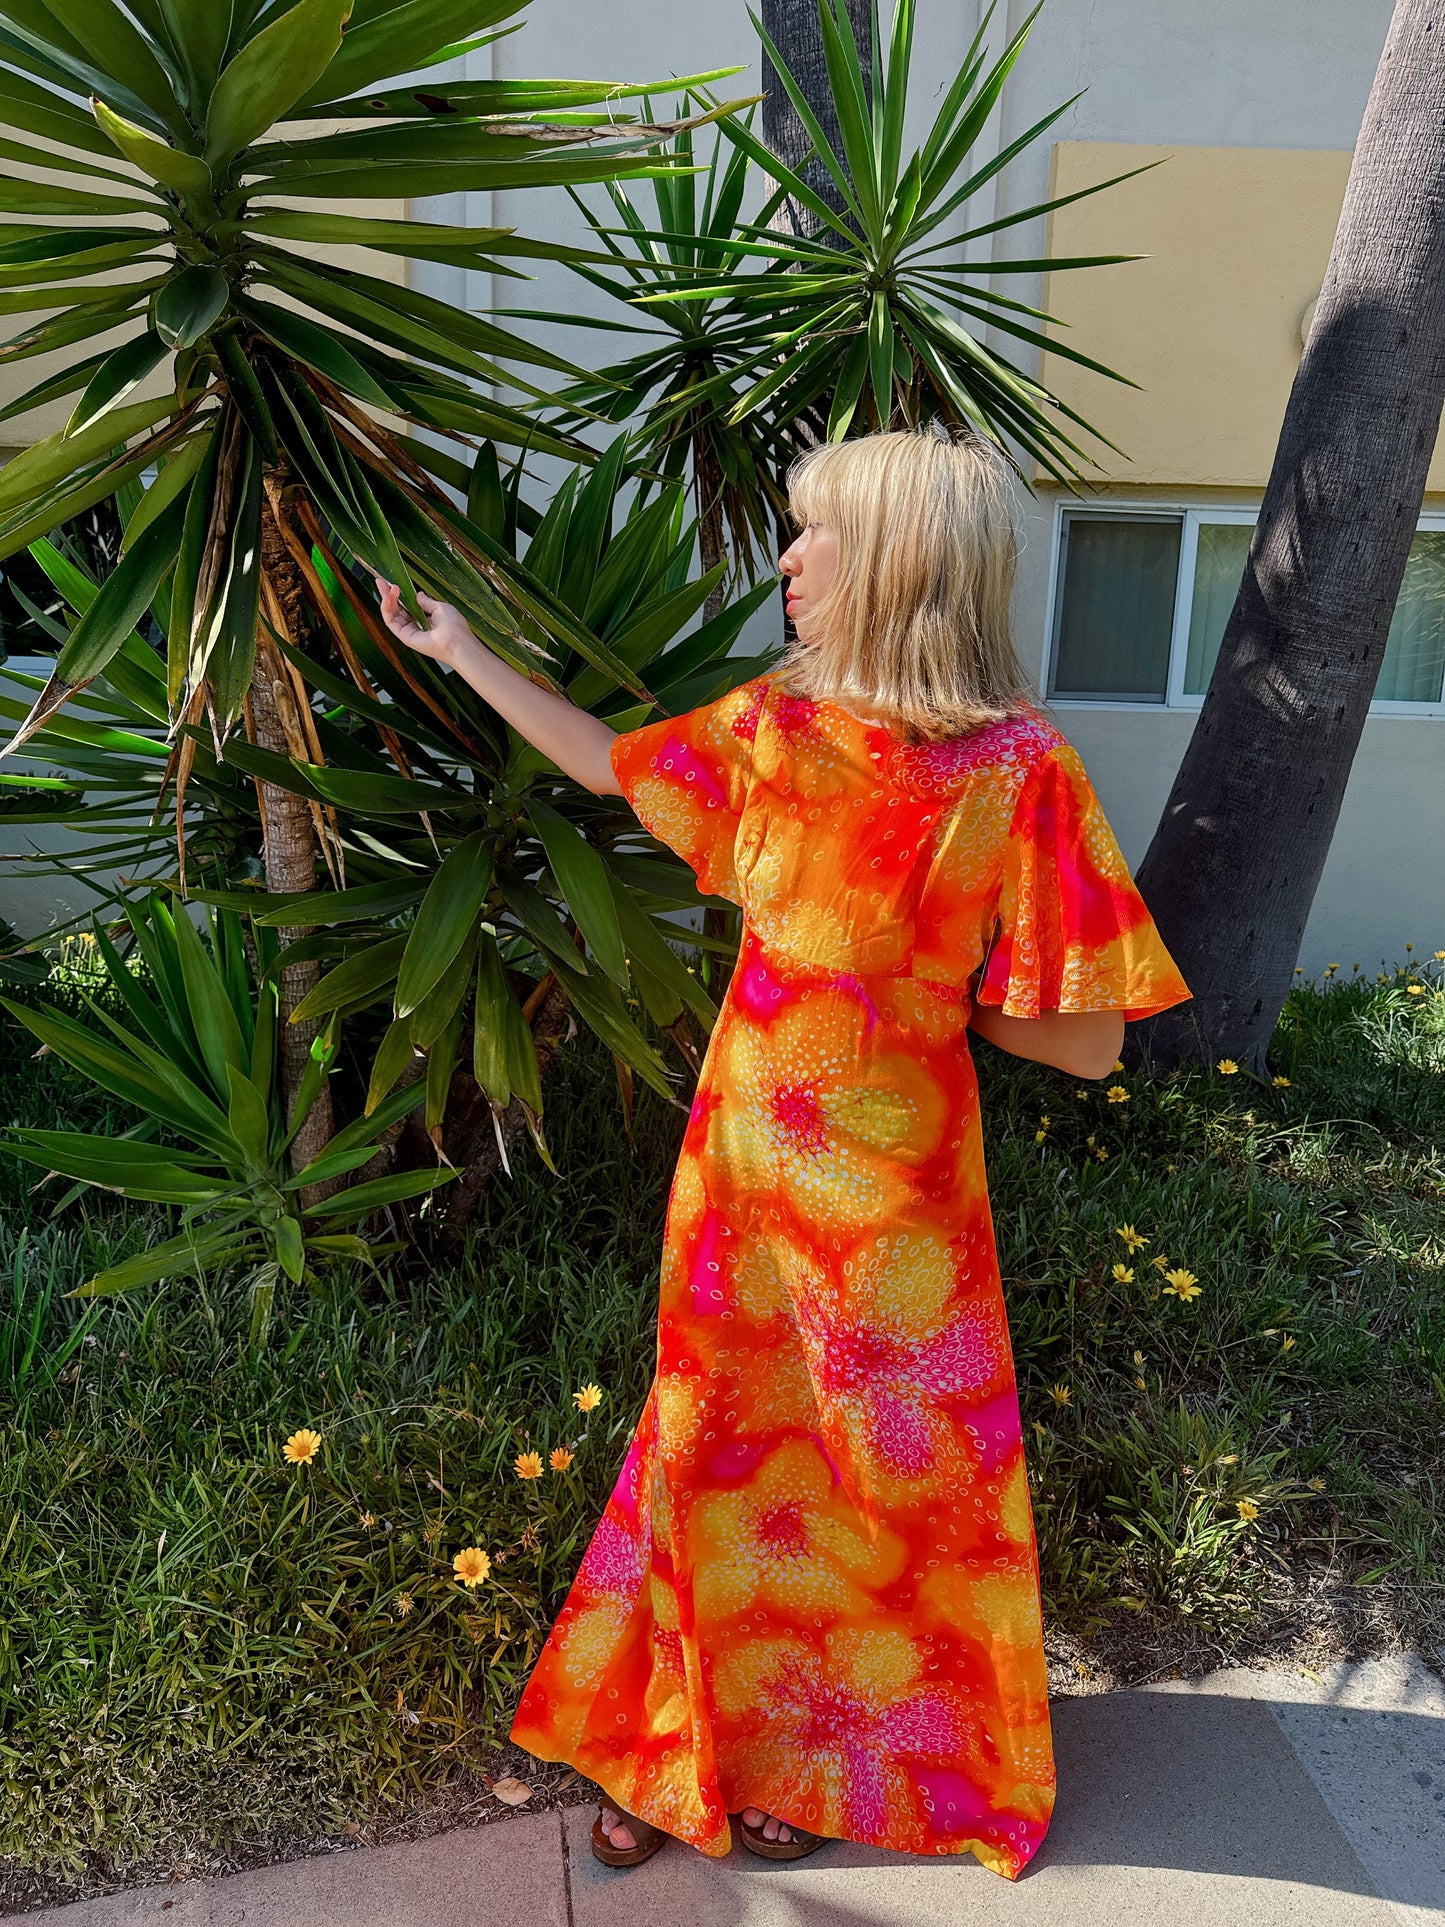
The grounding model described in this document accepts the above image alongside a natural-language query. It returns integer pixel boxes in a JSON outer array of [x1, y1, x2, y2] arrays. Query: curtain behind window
[[1051, 517, 1179, 700]]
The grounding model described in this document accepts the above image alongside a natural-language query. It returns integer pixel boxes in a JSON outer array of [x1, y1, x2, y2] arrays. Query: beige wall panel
[[1037, 141, 1445, 492]]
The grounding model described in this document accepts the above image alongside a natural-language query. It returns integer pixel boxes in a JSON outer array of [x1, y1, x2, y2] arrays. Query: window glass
[[1378, 532, 1445, 703], [1107, 516, 1445, 707], [1184, 521, 1252, 694], [1050, 516, 1179, 701]]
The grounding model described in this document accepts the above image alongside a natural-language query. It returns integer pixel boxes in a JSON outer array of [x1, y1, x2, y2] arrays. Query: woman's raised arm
[[376, 582, 622, 796]]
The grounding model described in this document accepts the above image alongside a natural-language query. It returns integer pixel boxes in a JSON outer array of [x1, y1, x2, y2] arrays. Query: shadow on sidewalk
[[562, 1678, 1444, 1926]]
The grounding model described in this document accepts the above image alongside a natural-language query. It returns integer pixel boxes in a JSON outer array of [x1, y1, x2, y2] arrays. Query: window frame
[[1043, 499, 1445, 718]]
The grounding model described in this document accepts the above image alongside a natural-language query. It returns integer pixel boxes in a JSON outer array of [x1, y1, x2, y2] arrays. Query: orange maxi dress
[[511, 670, 1191, 1877]]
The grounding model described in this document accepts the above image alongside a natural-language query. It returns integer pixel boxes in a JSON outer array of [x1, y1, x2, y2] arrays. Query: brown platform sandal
[[737, 1810, 828, 1861], [591, 1804, 669, 1869]]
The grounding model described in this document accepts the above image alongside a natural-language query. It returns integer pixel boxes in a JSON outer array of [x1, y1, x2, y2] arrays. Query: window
[[1048, 508, 1445, 714]]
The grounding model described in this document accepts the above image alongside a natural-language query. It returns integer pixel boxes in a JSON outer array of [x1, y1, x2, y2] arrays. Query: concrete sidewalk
[[6, 1657, 1442, 1927]]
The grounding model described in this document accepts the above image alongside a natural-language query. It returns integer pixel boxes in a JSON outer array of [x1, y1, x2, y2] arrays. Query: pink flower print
[[577, 1512, 647, 1602], [790, 1228, 1005, 1486], [770, 691, 821, 744], [718, 1628, 971, 1846]]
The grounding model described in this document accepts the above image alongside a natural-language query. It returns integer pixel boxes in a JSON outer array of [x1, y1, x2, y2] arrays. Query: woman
[[377, 428, 1191, 1878]]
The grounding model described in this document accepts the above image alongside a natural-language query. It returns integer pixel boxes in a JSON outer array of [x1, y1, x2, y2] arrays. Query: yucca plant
[[631, 0, 1146, 480], [0, 0, 744, 1166], [528, 118, 798, 611], [1, 442, 778, 1217], [1, 893, 451, 1327]]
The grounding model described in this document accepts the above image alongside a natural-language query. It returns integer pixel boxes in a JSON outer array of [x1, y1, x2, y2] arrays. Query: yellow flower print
[[693, 1438, 906, 1623], [719, 996, 946, 1237]]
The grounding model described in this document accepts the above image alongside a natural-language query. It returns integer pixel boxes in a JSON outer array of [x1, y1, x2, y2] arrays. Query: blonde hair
[[777, 427, 1035, 743]]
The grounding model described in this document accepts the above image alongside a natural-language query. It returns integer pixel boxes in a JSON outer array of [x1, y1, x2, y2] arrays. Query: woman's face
[[779, 520, 839, 643]]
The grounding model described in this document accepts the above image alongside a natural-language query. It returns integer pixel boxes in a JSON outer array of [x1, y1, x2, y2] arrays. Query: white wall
[[4, 1, 1429, 971]]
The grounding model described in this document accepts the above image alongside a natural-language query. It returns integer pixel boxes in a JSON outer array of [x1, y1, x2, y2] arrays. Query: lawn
[[1, 949, 1442, 1899]]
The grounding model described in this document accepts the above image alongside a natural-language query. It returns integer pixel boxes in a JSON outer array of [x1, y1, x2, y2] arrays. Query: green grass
[[0, 953, 1441, 1879]]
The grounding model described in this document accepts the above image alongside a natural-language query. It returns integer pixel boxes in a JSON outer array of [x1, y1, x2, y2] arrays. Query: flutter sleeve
[[608, 674, 769, 906], [974, 744, 1191, 1021]]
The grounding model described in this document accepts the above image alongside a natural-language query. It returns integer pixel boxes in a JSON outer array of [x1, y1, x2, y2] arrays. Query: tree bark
[[1127, 0, 1445, 1074], [760, 0, 873, 242], [693, 418, 729, 620], [254, 487, 334, 1170]]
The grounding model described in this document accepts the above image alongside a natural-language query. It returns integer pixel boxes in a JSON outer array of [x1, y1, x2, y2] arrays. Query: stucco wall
[[3, 0, 1434, 974]]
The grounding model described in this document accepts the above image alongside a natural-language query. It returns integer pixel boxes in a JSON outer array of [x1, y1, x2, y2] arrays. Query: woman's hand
[[371, 576, 622, 797], [375, 579, 476, 669]]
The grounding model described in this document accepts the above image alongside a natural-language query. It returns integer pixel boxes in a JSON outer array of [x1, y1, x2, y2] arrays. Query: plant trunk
[[760, 0, 873, 589], [693, 420, 729, 621], [254, 487, 334, 1170], [760, 0, 874, 242], [1127, 0, 1445, 1074]]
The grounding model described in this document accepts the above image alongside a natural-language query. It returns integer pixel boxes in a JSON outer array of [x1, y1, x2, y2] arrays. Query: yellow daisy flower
[[1106, 1085, 1130, 1103], [1216, 1058, 1239, 1075], [1115, 1223, 1149, 1253], [1236, 1499, 1259, 1522], [514, 1451, 544, 1481], [1163, 1268, 1202, 1300], [549, 1446, 575, 1472], [1150, 1253, 1171, 1272], [573, 1384, 603, 1413], [1280, 1334, 1296, 1352], [1113, 1059, 1125, 1073], [283, 1428, 321, 1466], [1406, 983, 1426, 996], [1049, 1383, 1072, 1407], [1112, 1263, 1135, 1284], [1272, 1075, 1291, 1087], [453, 1546, 490, 1588]]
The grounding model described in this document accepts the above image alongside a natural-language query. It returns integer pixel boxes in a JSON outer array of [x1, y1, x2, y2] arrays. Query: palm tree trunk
[[253, 487, 334, 1170], [1127, 0, 1445, 1074], [761, 0, 874, 241], [693, 419, 729, 620]]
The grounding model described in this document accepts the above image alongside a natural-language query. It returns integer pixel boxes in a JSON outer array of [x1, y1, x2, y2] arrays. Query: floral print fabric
[[511, 672, 1191, 1876]]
